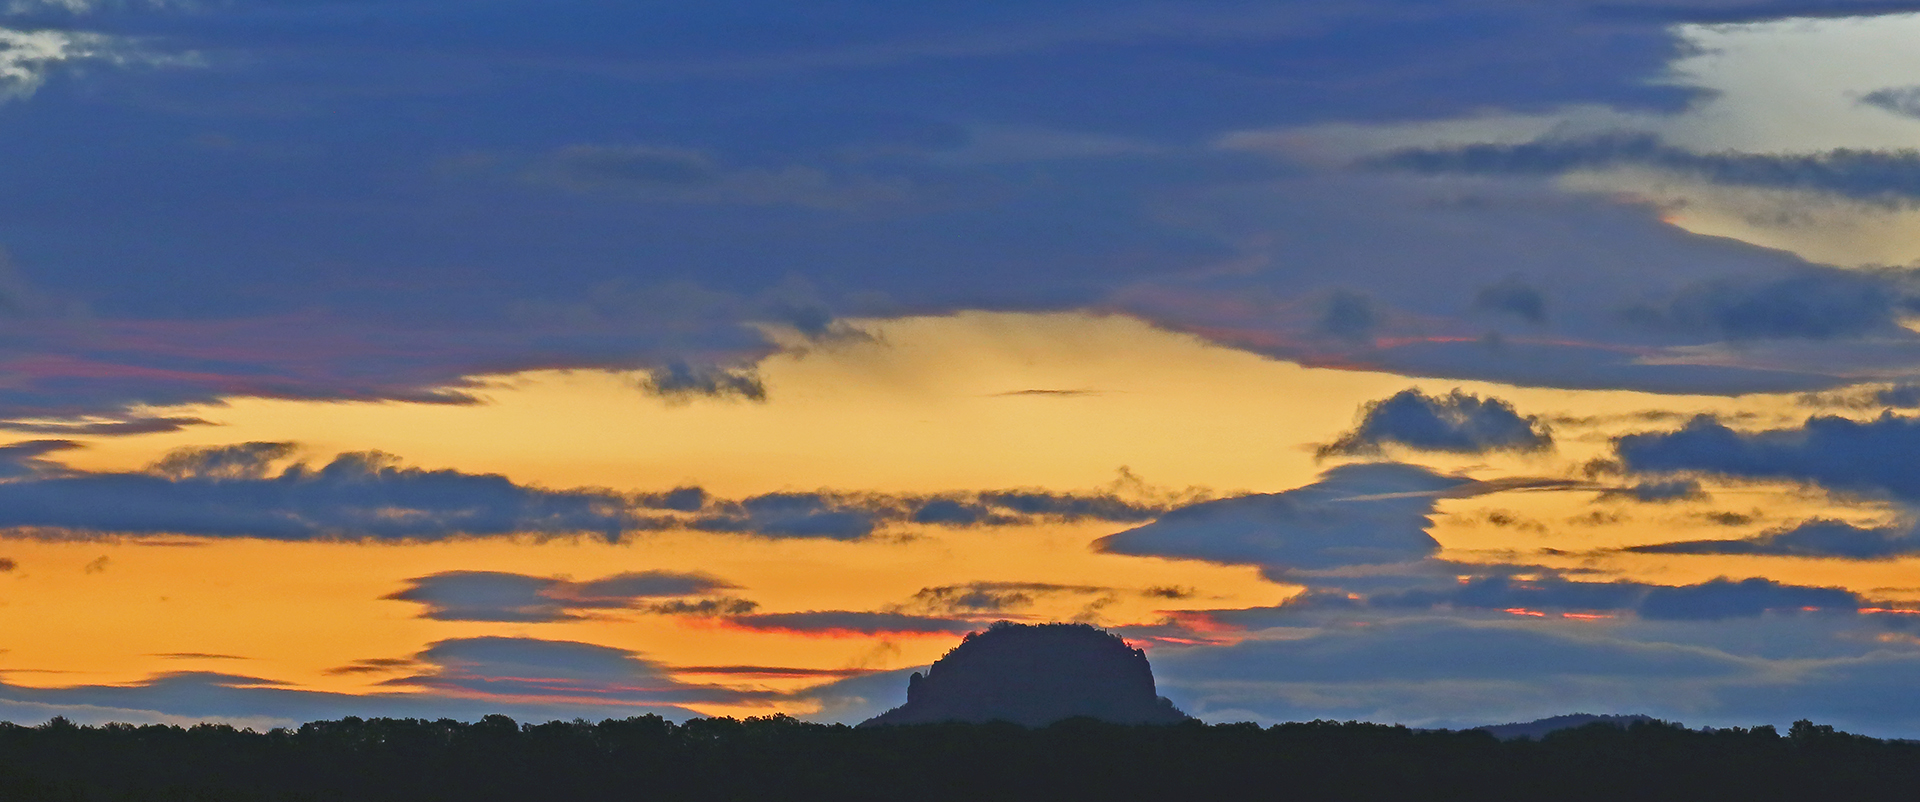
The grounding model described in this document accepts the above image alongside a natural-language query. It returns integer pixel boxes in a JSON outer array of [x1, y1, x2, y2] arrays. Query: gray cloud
[[0, 443, 1183, 541], [1316, 290, 1378, 342], [1372, 573, 1863, 620], [0, 416, 210, 437], [1622, 270, 1918, 341], [693, 493, 880, 540], [0, 445, 638, 541], [1617, 412, 1920, 501], [900, 581, 1112, 615], [722, 611, 977, 635], [1097, 463, 1470, 575], [384, 570, 744, 623], [1861, 86, 1920, 119], [382, 636, 767, 706], [640, 361, 767, 403], [1368, 134, 1920, 205], [1320, 389, 1553, 456], [1474, 277, 1548, 324], [1596, 478, 1707, 503], [1627, 518, 1920, 560]]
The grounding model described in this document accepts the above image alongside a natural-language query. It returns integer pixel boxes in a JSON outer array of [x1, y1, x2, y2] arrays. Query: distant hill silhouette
[[1475, 713, 1658, 740], [859, 621, 1193, 727]]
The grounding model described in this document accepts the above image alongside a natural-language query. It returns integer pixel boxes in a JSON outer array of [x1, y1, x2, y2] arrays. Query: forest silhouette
[[0, 714, 1910, 801]]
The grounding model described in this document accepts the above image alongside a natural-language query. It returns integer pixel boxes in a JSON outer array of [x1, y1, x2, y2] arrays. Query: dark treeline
[[0, 715, 1910, 802]]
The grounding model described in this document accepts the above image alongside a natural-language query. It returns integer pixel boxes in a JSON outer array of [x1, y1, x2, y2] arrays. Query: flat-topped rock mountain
[[859, 621, 1193, 727]]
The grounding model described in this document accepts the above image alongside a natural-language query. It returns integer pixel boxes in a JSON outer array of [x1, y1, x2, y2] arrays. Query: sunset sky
[[10, 0, 1920, 736]]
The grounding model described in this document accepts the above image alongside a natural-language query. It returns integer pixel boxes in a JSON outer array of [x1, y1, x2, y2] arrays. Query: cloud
[[1147, 617, 1771, 728], [147, 442, 296, 481], [0, 446, 1182, 541], [1316, 290, 1378, 342], [795, 667, 920, 724], [0, 557, 14, 571], [383, 636, 764, 706], [1372, 572, 1863, 620], [0, 27, 153, 100], [1617, 412, 1920, 501], [899, 581, 1112, 615], [693, 493, 879, 540], [0, 415, 209, 436], [1860, 85, 1920, 119], [1320, 389, 1552, 456], [1474, 277, 1547, 323], [0, 439, 78, 479], [1596, 478, 1708, 503], [1367, 133, 1920, 205], [385, 570, 745, 622], [721, 611, 976, 637], [1622, 269, 1918, 341], [1627, 518, 1920, 559], [1877, 384, 1920, 407], [1638, 577, 1861, 620], [1097, 463, 1470, 575], [640, 361, 767, 403], [523, 144, 904, 209], [0, 446, 639, 541]]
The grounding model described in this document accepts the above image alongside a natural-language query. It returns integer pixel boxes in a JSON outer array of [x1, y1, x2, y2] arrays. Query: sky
[[11, 0, 1920, 736]]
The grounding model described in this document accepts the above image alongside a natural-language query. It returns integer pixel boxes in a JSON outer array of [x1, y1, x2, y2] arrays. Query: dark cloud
[[1372, 573, 1862, 619], [1369, 133, 1920, 205], [1861, 86, 1920, 119], [1474, 277, 1548, 324], [1617, 412, 1920, 501], [644, 598, 760, 616], [670, 665, 878, 679], [386, 570, 742, 622], [0, 446, 638, 541], [323, 658, 418, 677], [695, 493, 878, 540], [1596, 478, 1707, 503], [1320, 389, 1552, 456], [147, 442, 297, 481], [1623, 270, 1918, 341], [1316, 290, 1378, 342], [907, 490, 1161, 526], [0, 0, 1896, 421], [383, 636, 764, 706], [639, 486, 709, 512], [0, 448, 1177, 541], [0, 557, 14, 572], [0, 416, 211, 437], [1877, 384, 1920, 408], [901, 582, 1111, 615], [797, 667, 922, 724], [1638, 577, 1860, 620], [640, 361, 767, 403], [723, 611, 976, 636], [1628, 519, 1920, 560], [0, 439, 80, 479], [1097, 463, 1469, 574]]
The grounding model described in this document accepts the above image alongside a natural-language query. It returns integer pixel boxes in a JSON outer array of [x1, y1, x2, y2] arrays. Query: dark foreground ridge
[[860, 621, 1192, 727], [0, 716, 1910, 802]]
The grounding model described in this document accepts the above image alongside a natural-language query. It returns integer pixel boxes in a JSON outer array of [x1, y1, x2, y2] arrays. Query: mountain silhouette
[[859, 621, 1193, 727], [1475, 713, 1659, 740]]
